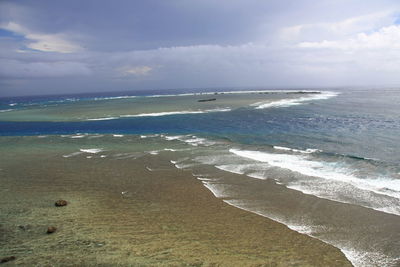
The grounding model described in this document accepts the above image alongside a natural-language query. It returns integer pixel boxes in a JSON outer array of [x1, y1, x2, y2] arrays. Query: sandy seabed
[[0, 145, 352, 266]]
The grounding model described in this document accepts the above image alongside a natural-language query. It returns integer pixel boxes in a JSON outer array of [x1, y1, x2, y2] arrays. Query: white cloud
[[0, 21, 82, 53], [25, 33, 82, 53], [100, 35, 400, 87], [280, 10, 397, 42], [324, 11, 396, 35], [298, 25, 400, 50]]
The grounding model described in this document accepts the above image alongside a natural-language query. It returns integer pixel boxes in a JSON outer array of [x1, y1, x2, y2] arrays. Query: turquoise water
[[1, 88, 399, 266]]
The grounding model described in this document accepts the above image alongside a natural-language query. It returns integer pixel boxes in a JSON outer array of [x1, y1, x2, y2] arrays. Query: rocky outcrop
[[54, 200, 68, 207], [47, 226, 57, 234]]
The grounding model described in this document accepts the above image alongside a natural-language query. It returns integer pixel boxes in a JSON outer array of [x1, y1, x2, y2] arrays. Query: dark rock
[[197, 98, 216, 102], [55, 200, 68, 207], [0, 256, 16, 264], [47, 226, 57, 234]]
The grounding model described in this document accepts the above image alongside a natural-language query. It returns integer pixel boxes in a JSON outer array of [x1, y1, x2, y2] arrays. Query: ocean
[[0, 88, 399, 266]]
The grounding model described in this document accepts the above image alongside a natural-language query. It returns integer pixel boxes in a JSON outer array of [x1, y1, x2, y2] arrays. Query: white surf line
[[162, 135, 219, 147], [80, 148, 105, 153], [229, 148, 400, 215], [120, 108, 231, 118], [164, 148, 192, 152], [62, 152, 83, 158], [121, 111, 205, 117], [93, 96, 138, 101], [86, 117, 119, 121], [140, 134, 160, 138], [70, 135, 86, 139], [273, 145, 322, 154], [251, 91, 339, 109], [85, 108, 231, 121]]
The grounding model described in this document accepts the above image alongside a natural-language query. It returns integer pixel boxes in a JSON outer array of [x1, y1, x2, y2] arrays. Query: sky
[[1, 0, 400, 96]]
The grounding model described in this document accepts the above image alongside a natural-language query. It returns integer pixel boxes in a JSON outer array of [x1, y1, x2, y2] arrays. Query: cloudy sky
[[1, 0, 400, 96]]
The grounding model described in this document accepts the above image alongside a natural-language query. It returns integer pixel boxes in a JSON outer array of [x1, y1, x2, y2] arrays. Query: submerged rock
[[55, 200, 68, 207], [0, 256, 16, 264], [47, 226, 57, 234]]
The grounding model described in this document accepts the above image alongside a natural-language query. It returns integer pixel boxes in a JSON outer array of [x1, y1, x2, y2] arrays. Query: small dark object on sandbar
[[55, 200, 68, 207], [47, 226, 57, 234], [198, 98, 216, 102]]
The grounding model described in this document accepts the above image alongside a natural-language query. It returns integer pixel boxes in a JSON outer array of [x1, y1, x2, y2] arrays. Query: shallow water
[[0, 90, 325, 122], [1, 88, 399, 266], [0, 135, 351, 266]]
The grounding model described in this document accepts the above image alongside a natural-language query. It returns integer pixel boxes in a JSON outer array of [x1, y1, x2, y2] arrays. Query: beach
[[0, 135, 352, 266]]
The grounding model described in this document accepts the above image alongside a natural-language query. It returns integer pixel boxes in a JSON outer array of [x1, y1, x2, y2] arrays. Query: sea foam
[[251, 91, 338, 109], [86, 108, 231, 121], [87, 117, 119, 121], [120, 108, 231, 118], [80, 148, 104, 154], [273, 145, 322, 154], [62, 152, 83, 158], [163, 135, 218, 147], [229, 148, 400, 215]]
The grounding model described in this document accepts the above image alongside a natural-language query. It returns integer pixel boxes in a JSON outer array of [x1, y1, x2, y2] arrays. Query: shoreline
[[0, 147, 352, 266]]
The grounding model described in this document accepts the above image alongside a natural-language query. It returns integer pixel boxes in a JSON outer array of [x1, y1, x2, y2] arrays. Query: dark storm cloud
[[0, 0, 400, 96]]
